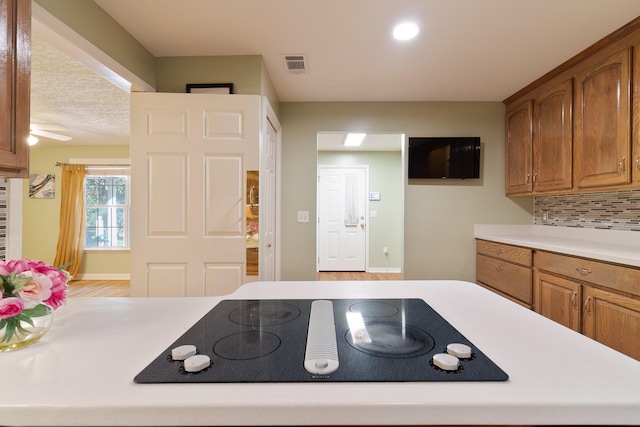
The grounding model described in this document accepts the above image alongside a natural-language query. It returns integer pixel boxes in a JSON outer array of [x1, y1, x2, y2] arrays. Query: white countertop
[[2, 280, 640, 426], [475, 224, 640, 267]]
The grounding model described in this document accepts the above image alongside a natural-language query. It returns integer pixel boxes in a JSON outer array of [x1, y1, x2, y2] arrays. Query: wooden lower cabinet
[[476, 240, 533, 308], [582, 285, 640, 361], [533, 270, 581, 332], [533, 258, 640, 361]]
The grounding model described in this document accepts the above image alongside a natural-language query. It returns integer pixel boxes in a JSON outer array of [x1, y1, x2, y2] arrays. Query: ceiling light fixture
[[343, 133, 366, 147], [393, 22, 419, 41], [27, 134, 39, 146]]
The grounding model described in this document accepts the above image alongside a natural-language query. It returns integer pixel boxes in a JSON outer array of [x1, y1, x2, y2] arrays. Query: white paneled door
[[317, 166, 367, 271], [130, 93, 260, 297]]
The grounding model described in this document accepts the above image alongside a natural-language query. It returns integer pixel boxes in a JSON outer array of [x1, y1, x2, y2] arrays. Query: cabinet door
[[0, 0, 31, 178], [633, 43, 640, 184], [574, 47, 631, 188], [505, 100, 533, 194], [533, 270, 581, 332], [582, 285, 640, 361], [532, 79, 573, 192]]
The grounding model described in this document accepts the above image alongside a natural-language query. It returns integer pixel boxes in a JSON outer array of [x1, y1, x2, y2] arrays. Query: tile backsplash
[[534, 189, 640, 231]]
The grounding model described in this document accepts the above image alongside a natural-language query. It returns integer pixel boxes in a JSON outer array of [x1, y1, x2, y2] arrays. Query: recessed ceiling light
[[343, 133, 366, 147], [393, 22, 419, 41]]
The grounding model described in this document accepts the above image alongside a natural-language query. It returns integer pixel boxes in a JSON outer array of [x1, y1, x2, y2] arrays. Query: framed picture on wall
[[29, 174, 56, 199], [186, 83, 234, 94]]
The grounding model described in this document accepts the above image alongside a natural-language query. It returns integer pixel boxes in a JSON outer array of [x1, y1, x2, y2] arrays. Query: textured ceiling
[[30, 27, 130, 145]]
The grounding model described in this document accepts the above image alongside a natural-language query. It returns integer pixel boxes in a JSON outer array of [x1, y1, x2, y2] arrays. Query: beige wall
[[156, 55, 280, 116], [34, 0, 156, 89], [280, 101, 533, 281], [23, 144, 131, 278], [318, 150, 403, 271]]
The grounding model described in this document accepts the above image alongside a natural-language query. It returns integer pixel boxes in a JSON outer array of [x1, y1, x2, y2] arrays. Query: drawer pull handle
[[576, 267, 592, 276], [636, 157, 640, 172], [525, 173, 530, 184], [583, 296, 592, 315], [495, 249, 504, 255], [570, 292, 578, 309], [495, 265, 503, 272], [619, 157, 626, 174]]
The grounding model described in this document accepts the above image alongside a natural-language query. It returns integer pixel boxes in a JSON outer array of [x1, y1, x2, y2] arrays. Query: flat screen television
[[408, 137, 481, 179]]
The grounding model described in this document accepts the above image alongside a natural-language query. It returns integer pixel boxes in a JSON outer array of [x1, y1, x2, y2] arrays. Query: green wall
[[318, 150, 402, 271], [280, 102, 533, 281], [23, 144, 131, 278]]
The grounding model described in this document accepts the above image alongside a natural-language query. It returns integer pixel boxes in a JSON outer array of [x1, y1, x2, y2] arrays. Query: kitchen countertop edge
[[474, 224, 640, 267]]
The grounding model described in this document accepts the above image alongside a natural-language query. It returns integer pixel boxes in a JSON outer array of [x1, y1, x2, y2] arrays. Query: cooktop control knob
[[183, 354, 211, 373], [446, 343, 472, 359], [432, 353, 459, 371], [171, 344, 197, 361]]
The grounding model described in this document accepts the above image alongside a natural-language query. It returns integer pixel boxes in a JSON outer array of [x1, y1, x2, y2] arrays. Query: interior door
[[317, 166, 367, 271], [259, 112, 279, 281], [130, 92, 260, 297]]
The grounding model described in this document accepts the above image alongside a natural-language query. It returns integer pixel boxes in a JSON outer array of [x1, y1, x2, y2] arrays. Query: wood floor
[[67, 272, 402, 298]]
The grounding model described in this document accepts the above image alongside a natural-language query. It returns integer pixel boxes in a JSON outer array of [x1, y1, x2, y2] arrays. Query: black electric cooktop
[[134, 299, 508, 383]]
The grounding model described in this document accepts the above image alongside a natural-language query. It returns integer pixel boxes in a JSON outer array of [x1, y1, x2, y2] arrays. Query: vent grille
[[283, 54, 309, 74]]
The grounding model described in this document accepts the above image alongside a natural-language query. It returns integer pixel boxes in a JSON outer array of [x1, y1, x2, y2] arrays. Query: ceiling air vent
[[283, 54, 309, 74]]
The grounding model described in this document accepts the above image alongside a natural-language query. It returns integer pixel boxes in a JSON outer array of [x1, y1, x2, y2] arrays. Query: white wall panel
[[204, 111, 244, 140], [147, 110, 188, 138], [205, 155, 243, 235], [204, 263, 243, 296], [147, 263, 187, 297], [147, 153, 188, 236]]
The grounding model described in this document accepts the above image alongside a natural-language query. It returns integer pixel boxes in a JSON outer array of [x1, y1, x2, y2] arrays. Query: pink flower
[[0, 297, 25, 319], [44, 277, 67, 310], [17, 272, 53, 309], [0, 259, 68, 310]]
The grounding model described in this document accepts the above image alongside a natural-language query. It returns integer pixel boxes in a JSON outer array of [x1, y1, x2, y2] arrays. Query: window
[[84, 166, 130, 249]]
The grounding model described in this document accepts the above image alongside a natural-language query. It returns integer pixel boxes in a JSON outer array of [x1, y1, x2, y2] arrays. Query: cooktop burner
[[134, 299, 508, 383]]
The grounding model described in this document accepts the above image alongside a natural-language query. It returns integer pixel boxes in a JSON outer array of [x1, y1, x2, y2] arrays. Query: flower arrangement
[[0, 259, 70, 344]]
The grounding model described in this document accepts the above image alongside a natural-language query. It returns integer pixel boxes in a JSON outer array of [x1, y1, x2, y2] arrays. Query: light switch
[[297, 211, 310, 223]]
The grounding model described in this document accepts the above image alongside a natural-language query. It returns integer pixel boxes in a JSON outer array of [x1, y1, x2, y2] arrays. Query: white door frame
[[262, 97, 282, 281], [316, 164, 369, 272]]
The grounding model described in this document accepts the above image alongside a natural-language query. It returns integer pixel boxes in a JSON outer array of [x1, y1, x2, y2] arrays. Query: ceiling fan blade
[[30, 129, 72, 141], [30, 123, 70, 132]]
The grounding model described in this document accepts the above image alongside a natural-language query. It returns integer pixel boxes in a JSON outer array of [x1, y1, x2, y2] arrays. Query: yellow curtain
[[54, 164, 87, 278]]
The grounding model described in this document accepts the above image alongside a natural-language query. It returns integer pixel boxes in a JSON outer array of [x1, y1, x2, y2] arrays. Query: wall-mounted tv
[[408, 137, 481, 179]]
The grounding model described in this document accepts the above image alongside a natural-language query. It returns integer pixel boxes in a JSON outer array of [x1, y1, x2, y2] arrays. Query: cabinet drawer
[[535, 251, 640, 298], [476, 240, 532, 267], [476, 254, 532, 304]]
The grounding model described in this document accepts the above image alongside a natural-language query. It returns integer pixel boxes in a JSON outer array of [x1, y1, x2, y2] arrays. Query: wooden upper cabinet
[[532, 78, 573, 192], [505, 100, 533, 195], [633, 43, 640, 184], [574, 47, 631, 189], [0, 0, 31, 179]]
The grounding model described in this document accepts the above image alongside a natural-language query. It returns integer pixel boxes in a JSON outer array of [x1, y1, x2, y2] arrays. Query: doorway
[[317, 165, 368, 271], [316, 132, 404, 275]]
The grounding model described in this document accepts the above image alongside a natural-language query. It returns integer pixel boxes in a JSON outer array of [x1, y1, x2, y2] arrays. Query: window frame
[[71, 159, 131, 251]]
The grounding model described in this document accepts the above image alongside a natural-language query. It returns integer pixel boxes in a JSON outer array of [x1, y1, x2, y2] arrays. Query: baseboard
[[367, 268, 402, 274], [72, 273, 130, 281]]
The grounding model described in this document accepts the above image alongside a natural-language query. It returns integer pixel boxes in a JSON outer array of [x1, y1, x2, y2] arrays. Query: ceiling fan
[[29, 123, 72, 145]]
